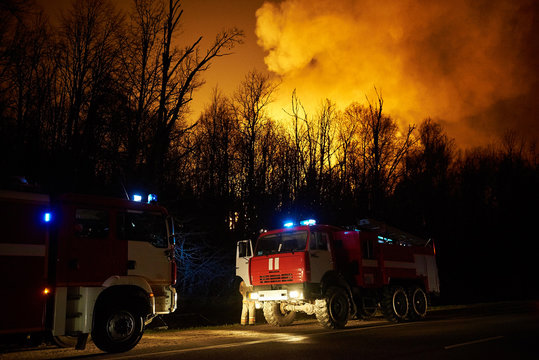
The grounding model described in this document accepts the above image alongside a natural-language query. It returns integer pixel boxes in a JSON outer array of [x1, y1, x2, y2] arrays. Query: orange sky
[[254, 0, 539, 148], [41, 0, 538, 148]]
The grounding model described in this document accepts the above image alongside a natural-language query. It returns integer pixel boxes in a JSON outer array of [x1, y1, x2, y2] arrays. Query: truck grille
[[259, 273, 294, 283]]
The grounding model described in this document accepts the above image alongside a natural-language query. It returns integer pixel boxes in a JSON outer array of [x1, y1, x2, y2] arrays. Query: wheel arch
[[320, 271, 350, 293], [320, 271, 357, 317], [387, 277, 426, 290], [102, 275, 153, 294], [93, 284, 153, 327]]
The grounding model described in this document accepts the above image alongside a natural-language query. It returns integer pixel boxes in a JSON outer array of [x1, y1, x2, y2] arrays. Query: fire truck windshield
[[256, 230, 308, 255]]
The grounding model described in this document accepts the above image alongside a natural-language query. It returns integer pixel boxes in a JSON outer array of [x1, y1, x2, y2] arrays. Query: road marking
[[444, 336, 504, 350], [111, 339, 275, 359], [111, 322, 406, 359], [314, 322, 406, 337]]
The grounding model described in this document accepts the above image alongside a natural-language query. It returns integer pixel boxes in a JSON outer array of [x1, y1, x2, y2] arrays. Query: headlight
[[249, 292, 259, 300], [289, 290, 302, 299]]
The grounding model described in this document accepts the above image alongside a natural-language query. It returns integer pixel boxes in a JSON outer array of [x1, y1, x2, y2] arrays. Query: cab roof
[[261, 224, 343, 237]]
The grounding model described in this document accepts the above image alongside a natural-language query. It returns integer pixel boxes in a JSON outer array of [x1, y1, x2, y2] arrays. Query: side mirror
[[168, 233, 179, 246]]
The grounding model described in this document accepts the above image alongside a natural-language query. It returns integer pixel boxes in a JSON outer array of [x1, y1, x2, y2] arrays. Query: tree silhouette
[[119, 0, 164, 185], [147, 0, 243, 191], [232, 70, 277, 234]]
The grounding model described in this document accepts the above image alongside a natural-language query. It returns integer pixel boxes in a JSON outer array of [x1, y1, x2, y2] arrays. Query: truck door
[[236, 240, 253, 286], [118, 210, 171, 284], [57, 205, 126, 285], [309, 231, 333, 283]]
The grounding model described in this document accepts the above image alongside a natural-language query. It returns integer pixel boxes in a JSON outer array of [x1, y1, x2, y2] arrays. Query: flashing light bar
[[378, 235, 394, 244], [43, 212, 52, 223], [132, 193, 157, 203], [300, 219, 316, 226], [283, 221, 295, 228]]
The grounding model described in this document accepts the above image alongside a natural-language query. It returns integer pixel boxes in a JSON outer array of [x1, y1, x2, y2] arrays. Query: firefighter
[[239, 281, 256, 325]]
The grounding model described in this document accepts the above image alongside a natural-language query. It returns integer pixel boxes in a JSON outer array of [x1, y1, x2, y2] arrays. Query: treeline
[[0, 0, 243, 195], [1, 0, 537, 302]]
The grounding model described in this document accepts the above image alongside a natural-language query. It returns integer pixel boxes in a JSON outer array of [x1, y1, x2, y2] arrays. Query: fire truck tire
[[263, 302, 296, 326], [407, 286, 428, 320], [381, 286, 409, 322], [91, 305, 144, 353], [315, 286, 350, 329]]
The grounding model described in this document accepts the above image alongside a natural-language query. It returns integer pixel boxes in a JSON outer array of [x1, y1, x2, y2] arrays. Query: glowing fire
[[255, 0, 537, 147]]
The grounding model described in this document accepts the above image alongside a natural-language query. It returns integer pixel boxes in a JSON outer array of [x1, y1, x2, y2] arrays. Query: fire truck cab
[[237, 220, 439, 329], [0, 191, 177, 353]]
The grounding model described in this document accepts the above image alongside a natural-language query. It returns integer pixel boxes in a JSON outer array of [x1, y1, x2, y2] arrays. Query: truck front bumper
[[251, 288, 304, 302], [153, 285, 177, 314]]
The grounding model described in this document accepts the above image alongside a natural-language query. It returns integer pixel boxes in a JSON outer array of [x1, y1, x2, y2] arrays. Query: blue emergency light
[[300, 219, 317, 226], [147, 194, 157, 203], [283, 221, 295, 228], [43, 212, 52, 223], [132, 194, 142, 202]]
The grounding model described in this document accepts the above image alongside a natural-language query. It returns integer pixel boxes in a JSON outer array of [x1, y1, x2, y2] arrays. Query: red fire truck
[[236, 219, 439, 328], [0, 190, 177, 353]]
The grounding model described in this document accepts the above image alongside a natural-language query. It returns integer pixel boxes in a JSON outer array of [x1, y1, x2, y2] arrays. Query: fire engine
[[236, 219, 439, 328], [0, 190, 177, 352]]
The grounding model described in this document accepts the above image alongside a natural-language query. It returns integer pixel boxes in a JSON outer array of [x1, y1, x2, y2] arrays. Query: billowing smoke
[[255, 0, 538, 147]]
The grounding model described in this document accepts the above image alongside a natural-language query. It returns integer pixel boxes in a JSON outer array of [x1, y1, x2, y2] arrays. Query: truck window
[[117, 211, 168, 248], [238, 241, 252, 257], [309, 231, 329, 250], [256, 231, 307, 255], [75, 209, 109, 238]]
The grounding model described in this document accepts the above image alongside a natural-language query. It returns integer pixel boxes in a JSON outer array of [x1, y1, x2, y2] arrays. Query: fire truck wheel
[[315, 286, 350, 329], [407, 286, 428, 320], [381, 286, 409, 322], [263, 302, 296, 326], [92, 305, 144, 353]]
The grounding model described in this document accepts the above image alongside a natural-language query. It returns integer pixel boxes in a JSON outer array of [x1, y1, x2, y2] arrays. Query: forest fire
[[0, 0, 537, 316], [255, 0, 538, 147]]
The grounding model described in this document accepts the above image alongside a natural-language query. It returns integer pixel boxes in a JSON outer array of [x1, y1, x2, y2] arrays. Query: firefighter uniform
[[239, 281, 256, 325]]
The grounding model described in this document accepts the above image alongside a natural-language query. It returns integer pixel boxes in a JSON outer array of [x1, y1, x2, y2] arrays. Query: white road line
[[111, 322, 405, 359], [111, 339, 273, 359], [444, 335, 504, 350]]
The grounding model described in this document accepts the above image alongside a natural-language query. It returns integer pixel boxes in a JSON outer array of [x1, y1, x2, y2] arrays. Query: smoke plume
[[255, 0, 538, 147]]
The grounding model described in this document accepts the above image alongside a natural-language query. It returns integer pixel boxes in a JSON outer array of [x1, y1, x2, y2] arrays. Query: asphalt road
[[2, 302, 537, 360]]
